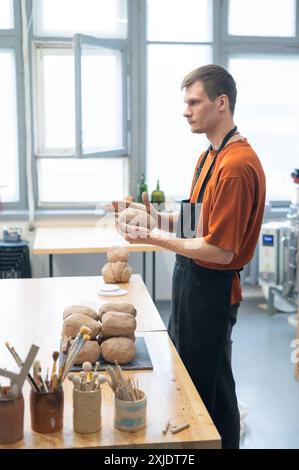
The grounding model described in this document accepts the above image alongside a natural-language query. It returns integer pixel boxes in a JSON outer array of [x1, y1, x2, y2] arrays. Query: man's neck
[[206, 120, 236, 151]]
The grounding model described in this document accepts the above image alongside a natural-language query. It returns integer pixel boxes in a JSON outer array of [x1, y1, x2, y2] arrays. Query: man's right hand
[[112, 192, 159, 227]]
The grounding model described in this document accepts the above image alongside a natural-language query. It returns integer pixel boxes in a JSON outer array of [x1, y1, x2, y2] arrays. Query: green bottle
[[151, 179, 165, 205], [137, 173, 148, 203]]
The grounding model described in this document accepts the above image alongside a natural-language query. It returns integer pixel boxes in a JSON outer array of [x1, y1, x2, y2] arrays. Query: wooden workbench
[[296, 302, 299, 381], [33, 226, 164, 303], [0, 274, 165, 336], [0, 274, 221, 449]]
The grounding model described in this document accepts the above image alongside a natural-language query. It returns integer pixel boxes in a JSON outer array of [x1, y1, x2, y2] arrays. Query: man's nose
[[183, 106, 191, 118]]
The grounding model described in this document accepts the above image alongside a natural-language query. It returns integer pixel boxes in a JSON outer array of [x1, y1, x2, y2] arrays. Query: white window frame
[[0, 0, 26, 212], [29, 1, 132, 210]]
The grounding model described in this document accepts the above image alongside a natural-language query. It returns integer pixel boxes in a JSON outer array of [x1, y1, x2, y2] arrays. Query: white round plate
[[98, 288, 128, 297], [99, 283, 120, 292]]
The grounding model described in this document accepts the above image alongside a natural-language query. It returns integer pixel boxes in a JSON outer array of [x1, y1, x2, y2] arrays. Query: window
[[0, 0, 14, 29], [2, 1, 299, 214], [74, 35, 125, 157], [35, 0, 127, 38], [224, 0, 299, 202], [35, 48, 75, 154], [147, 44, 212, 200], [37, 158, 127, 204], [145, 0, 299, 204], [147, 0, 212, 42], [229, 55, 299, 201], [146, 0, 213, 200], [228, 0, 296, 37], [0, 51, 19, 203], [33, 0, 128, 206]]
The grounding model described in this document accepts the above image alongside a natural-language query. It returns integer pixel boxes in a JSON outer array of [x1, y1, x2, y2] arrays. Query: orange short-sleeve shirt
[[190, 139, 266, 305]]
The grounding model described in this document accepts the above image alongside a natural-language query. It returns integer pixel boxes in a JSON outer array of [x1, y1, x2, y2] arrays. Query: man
[[114, 64, 266, 449]]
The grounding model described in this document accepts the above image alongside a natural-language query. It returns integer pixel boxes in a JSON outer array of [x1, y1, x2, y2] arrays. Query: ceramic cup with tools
[[0, 386, 24, 444], [114, 389, 147, 432], [73, 387, 102, 433], [30, 387, 64, 433]]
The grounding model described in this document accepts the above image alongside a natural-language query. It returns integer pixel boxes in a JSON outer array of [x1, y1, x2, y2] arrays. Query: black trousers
[[169, 256, 240, 449], [213, 303, 240, 449]]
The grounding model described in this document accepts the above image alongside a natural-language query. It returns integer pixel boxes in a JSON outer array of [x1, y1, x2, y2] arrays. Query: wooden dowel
[[170, 423, 190, 434]]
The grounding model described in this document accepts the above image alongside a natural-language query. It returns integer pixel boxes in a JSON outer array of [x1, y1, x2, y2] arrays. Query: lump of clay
[[73, 340, 101, 365], [98, 303, 137, 321], [107, 246, 129, 263], [102, 261, 132, 284], [118, 208, 156, 230], [101, 311, 136, 338], [101, 337, 136, 364], [62, 313, 101, 339], [63, 305, 98, 321]]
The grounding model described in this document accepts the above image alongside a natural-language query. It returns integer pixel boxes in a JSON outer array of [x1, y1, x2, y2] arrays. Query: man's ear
[[218, 94, 229, 111]]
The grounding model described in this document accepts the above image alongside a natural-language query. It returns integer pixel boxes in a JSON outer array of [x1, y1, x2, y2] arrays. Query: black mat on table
[[70, 336, 153, 371]]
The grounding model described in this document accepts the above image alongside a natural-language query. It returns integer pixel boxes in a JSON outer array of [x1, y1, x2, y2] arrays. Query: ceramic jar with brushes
[[30, 326, 91, 433], [30, 386, 64, 433], [30, 350, 64, 433], [0, 343, 39, 443], [70, 361, 108, 434], [0, 385, 24, 444]]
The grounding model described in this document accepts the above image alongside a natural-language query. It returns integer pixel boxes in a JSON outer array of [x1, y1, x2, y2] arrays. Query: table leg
[[152, 251, 156, 304], [143, 252, 146, 283], [49, 254, 53, 277]]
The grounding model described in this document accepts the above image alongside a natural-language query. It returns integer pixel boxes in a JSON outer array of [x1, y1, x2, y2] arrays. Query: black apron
[[168, 127, 241, 449]]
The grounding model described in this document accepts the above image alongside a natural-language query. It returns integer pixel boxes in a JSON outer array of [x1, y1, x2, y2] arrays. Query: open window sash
[[74, 33, 127, 158]]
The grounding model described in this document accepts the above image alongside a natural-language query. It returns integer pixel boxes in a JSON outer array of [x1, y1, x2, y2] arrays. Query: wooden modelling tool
[[0, 344, 39, 396]]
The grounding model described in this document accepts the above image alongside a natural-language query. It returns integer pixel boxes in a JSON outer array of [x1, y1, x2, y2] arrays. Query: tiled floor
[[156, 286, 299, 449]]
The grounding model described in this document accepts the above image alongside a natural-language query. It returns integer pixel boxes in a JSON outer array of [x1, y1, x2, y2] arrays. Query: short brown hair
[[181, 64, 237, 115]]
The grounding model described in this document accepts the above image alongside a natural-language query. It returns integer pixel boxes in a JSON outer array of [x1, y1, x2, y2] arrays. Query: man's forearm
[[157, 212, 179, 233], [149, 234, 234, 265]]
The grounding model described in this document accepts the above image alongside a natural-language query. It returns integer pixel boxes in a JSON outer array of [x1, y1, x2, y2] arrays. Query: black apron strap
[[196, 126, 237, 203], [190, 147, 211, 196]]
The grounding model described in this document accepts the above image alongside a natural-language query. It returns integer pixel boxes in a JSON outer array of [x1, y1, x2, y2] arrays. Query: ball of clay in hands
[[62, 313, 102, 339], [101, 311, 136, 338], [63, 305, 98, 321], [73, 340, 101, 365], [101, 337, 136, 364], [102, 261, 132, 283], [98, 303, 137, 321], [107, 246, 129, 263], [118, 208, 156, 230]]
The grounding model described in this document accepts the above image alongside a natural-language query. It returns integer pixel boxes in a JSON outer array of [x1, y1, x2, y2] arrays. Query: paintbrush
[[50, 351, 59, 391], [57, 336, 71, 383], [33, 361, 42, 391], [39, 367, 49, 393], [34, 361, 48, 393], [106, 366, 118, 392], [60, 326, 91, 383], [5, 342, 39, 391]]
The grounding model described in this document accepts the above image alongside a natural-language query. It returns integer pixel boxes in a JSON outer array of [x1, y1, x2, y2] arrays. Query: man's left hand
[[118, 222, 156, 244]]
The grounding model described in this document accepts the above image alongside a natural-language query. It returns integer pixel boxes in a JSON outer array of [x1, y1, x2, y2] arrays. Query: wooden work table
[[0, 275, 221, 449], [33, 226, 164, 304], [296, 301, 299, 381], [0, 275, 165, 336]]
